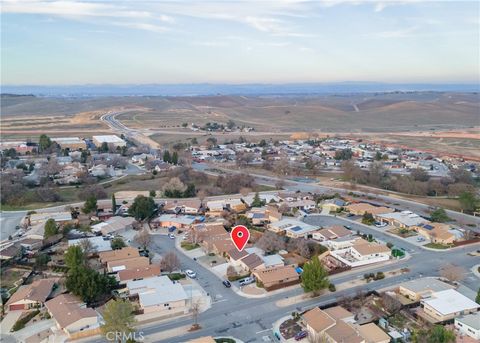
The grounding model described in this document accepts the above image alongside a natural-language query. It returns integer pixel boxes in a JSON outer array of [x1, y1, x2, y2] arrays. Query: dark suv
[[222, 280, 232, 288]]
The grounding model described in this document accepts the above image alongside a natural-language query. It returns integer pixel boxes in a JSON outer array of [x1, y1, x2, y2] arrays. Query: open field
[[1, 93, 478, 157]]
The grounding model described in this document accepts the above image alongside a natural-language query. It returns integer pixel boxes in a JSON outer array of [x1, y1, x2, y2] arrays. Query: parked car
[[168, 233, 175, 239], [375, 222, 387, 228], [295, 331, 308, 341], [343, 225, 352, 230], [416, 236, 425, 242], [222, 280, 232, 288], [239, 277, 255, 287], [168, 226, 176, 233], [347, 213, 355, 217], [185, 269, 196, 278]]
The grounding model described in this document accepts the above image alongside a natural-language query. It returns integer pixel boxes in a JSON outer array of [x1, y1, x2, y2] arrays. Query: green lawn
[[180, 242, 200, 250], [424, 242, 452, 250]]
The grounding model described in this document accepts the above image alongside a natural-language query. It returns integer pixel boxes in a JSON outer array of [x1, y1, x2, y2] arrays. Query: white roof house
[[262, 254, 284, 268], [269, 218, 318, 238], [422, 289, 479, 321], [127, 276, 188, 309], [68, 236, 112, 253], [91, 216, 135, 235], [30, 211, 72, 225], [377, 211, 427, 228], [92, 135, 126, 147]]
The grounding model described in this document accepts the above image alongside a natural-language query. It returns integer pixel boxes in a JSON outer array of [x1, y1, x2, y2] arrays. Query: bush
[[11, 310, 40, 331], [328, 283, 336, 292], [386, 242, 394, 249], [374, 272, 385, 280], [167, 273, 186, 281]]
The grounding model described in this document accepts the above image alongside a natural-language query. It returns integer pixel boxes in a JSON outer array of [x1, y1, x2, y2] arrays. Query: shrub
[[328, 283, 336, 292], [167, 273, 186, 281], [374, 272, 385, 280], [11, 310, 40, 331]]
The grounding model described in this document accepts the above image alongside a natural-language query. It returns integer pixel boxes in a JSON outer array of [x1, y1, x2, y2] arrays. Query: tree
[[430, 208, 450, 223], [44, 219, 58, 239], [334, 148, 352, 160], [39, 134, 52, 152], [361, 212, 375, 225], [191, 137, 198, 145], [82, 195, 97, 214], [111, 237, 126, 250], [129, 195, 156, 221], [172, 151, 178, 165], [79, 238, 95, 255], [458, 192, 478, 213], [206, 137, 217, 148], [162, 177, 187, 198], [65, 245, 86, 269], [35, 253, 51, 268], [101, 299, 136, 342], [226, 119, 236, 130], [160, 251, 180, 273], [256, 231, 285, 253], [476, 287, 480, 304], [411, 168, 430, 182], [66, 266, 116, 304], [301, 257, 329, 295], [381, 292, 402, 314], [99, 142, 109, 153], [412, 325, 455, 343], [251, 192, 264, 207], [163, 150, 171, 163], [181, 122, 188, 128], [111, 194, 117, 213], [149, 190, 156, 198], [440, 263, 465, 282], [134, 229, 151, 249]]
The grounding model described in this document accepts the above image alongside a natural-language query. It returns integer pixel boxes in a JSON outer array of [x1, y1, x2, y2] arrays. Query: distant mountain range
[[1, 82, 479, 97]]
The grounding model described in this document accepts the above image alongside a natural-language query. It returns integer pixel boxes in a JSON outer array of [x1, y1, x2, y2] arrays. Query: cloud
[[245, 16, 284, 33], [374, 26, 419, 38]]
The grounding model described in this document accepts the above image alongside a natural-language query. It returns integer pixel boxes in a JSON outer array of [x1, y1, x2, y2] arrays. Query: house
[[45, 293, 101, 338], [346, 203, 393, 216], [68, 236, 112, 253], [107, 257, 150, 273], [420, 289, 479, 323], [206, 198, 246, 215], [324, 306, 356, 323], [284, 199, 316, 212], [127, 276, 188, 314], [237, 253, 265, 272], [204, 234, 235, 256], [5, 279, 56, 311], [312, 225, 352, 242], [0, 244, 22, 261], [377, 211, 427, 229], [116, 265, 161, 284], [52, 137, 86, 150], [329, 239, 391, 267], [414, 222, 456, 244], [261, 254, 284, 269], [278, 192, 313, 202], [29, 211, 73, 226], [91, 216, 136, 236], [246, 208, 269, 225], [92, 135, 126, 148], [99, 247, 140, 264], [150, 214, 201, 229], [96, 202, 115, 220], [131, 153, 155, 165], [268, 218, 318, 238], [242, 194, 280, 207], [455, 312, 480, 340], [357, 323, 390, 343], [253, 265, 300, 291], [398, 278, 454, 302], [321, 198, 346, 212], [302, 307, 364, 343], [163, 199, 202, 215], [19, 237, 43, 251], [190, 221, 227, 243]]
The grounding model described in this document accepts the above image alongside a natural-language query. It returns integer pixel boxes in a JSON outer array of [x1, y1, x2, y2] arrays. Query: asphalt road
[[83, 213, 480, 343]]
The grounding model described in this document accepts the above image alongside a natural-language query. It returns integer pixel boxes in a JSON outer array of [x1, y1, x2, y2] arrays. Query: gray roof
[[127, 276, 187, 307], [399, 278, 453, 294], [455, 312, 480, 330]]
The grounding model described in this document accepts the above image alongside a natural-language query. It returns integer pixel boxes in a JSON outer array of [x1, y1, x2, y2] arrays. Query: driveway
[[0, 311, 23, 334]]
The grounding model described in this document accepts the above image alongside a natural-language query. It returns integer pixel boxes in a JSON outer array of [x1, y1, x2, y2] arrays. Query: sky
[[1, 0, 479, 85]]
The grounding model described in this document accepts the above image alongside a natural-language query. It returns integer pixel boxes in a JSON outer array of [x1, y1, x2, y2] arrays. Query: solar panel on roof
[[290, 226, 303, 232], [424, 224, 434, 230]]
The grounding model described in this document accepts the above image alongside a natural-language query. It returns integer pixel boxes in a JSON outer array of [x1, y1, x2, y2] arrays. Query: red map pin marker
[[231, 225, 250, 252]]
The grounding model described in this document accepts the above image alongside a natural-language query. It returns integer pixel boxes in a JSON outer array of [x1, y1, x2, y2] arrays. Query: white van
[[239, 277, 255, 287]]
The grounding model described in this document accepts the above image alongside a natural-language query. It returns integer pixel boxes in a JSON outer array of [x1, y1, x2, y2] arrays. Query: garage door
[[9, 304, 26, 311]]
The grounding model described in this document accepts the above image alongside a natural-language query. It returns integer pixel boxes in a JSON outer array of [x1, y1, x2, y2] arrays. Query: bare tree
[[196, 189, 207, 204], [381, 292, 402, 315], [226, 265, 237, 279], [256, 231, 285, 253], [275, 178, 286, 190], [190, 300, 201, 329], [134, 229, 151, 249], [440, 264, 466, 282], [307, 332, 329, 343], [240, 187, 251, 197], [79, 238, 95, 256], [160, 251, 180, 273]]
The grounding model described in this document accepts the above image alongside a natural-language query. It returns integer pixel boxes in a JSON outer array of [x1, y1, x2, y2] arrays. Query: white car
[[185, 269, 196, 278], [168, 234, 175, 239]]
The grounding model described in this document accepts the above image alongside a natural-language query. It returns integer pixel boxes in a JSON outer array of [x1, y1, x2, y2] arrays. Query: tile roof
[[45, 294, 97, 329], [6, 279, 56, 306], [303, 307, 336, 333], [99, 247, 139, 263], [117, 265, 161, 282]]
